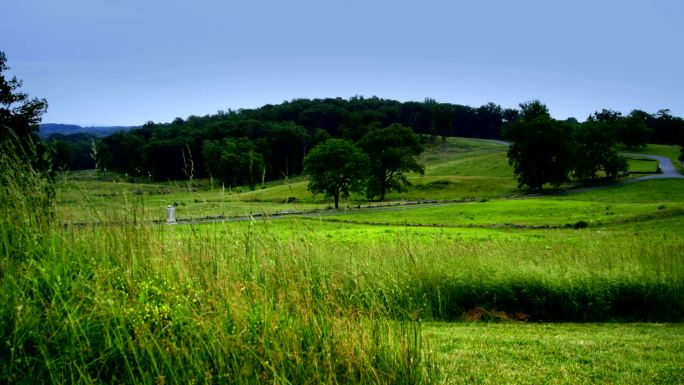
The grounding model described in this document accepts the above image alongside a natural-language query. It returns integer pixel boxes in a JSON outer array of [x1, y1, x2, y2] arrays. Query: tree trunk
[[334, 193, 339, 209]]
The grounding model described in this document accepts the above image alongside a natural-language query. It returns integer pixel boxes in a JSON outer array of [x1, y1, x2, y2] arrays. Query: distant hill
[[39, 123, 137, 138]]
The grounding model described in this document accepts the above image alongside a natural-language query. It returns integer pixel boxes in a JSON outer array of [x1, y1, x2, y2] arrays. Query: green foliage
[[98, 130, 146, 174], [573, 121, 626, 180], [620, 113, 652, 148], [96, 97, 512, 183], [518, 99, 551, 121], [0, 154, 435, 384], [588, 109, 652, 149], [44, 133, 97, 170], [360, 124, 425, 200], [4, 138, 684, 382], [649, 109, 684, 144], [0, 51, 50, 174], [678, 126, 684, 163], [0, 144, 54, 261], [0, 51, 48, 149], [202, 137, 264, 189], [504, 101, 574, 191], [303, 139, 369, 209], [427, 323, 684, 384]]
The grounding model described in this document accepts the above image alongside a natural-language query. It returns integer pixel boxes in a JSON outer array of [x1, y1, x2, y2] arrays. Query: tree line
[[1, 50, 683, 196], [47, 96, 684, 186], [82, 97, 515, 184], [503, 101, 684, 191]]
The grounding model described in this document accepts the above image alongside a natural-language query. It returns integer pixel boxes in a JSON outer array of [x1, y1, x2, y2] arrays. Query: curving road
[[488, 140, 684, 182], [621, 153, 684, 183]]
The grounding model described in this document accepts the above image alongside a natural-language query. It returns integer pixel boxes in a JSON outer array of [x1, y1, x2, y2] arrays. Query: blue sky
[[2, 0, 683, 126]]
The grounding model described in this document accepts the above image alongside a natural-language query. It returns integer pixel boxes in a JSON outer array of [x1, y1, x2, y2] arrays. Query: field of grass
[[419, 139, 512, 178], [621, 143, 684, 172], [54, 139, 676, 224], [3, 138, 684, 383], [321, 196, 684, 228], [2, 152, 433, 383], [426, 323, 684, 384], [625, 156, 660, 173], [54, 138, 521, 223]]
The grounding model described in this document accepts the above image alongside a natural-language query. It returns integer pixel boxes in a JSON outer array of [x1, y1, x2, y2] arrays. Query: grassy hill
[[6, 138, 683, 384]]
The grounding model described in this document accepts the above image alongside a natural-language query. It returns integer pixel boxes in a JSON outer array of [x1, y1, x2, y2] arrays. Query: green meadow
[[3, 138, 684, 383]]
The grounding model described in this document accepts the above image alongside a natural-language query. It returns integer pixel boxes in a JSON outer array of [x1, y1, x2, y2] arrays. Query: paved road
[[621, 153, 684, 183], [489, 140, 684, 183], [165, 145, 683, 225]]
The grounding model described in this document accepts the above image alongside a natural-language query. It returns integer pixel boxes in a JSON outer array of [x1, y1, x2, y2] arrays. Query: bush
[[573, 220, 589, 229]]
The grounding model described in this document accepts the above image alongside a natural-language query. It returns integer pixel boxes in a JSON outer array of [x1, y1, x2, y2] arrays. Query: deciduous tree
[[573, 122, 626, 180], [359, 124, 424, 200], [303, 139, 369, 209], [503, 101, 574, 191]]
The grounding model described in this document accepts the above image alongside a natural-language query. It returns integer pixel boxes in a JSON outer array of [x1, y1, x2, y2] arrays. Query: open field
[[54, 139, 680, 224], [4, 138, 684, 383], [319, 198, 683, 228]]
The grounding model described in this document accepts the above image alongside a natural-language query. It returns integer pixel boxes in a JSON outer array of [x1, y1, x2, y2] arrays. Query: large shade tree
[[573, 121, 627, 180], [588, 109, 651, 149], [303, 139, 369, 209], [359, 123, 424, 200], [503, 101, 574, 191]]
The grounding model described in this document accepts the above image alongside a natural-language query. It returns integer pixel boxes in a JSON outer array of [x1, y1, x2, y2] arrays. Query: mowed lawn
[[425, 322, 684, 384]]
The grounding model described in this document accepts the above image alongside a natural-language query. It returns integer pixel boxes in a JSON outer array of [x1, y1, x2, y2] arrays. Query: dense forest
[[44, 97, 684, 186]]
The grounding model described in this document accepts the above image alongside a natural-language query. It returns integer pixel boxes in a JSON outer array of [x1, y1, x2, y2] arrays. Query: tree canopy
[[503, 101, 574, 191], [303, 139, 369, 209], [572, 121, 626, 180], [359, 124, 424, 200], [83, 97, 510, 184], [34, 89, 682, 205], [0, 51, 48, 155], [504, 102, 640, 190]]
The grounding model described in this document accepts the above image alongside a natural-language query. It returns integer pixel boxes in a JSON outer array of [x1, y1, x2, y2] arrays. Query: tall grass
[[0, 149, 435, 384], [356, 234, 684, 321], [3, 143, 683, 383], [221, 220, 684, 322], [0, 144, 54, 263]]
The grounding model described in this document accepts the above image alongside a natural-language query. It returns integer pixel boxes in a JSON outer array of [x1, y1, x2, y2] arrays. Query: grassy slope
[[55, 139, 680, 222], [54, 138, 520, 222], [38, 138, 684, 383]]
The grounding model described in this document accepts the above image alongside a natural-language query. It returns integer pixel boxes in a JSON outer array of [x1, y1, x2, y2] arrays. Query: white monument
[[166, 205, 176, 223]]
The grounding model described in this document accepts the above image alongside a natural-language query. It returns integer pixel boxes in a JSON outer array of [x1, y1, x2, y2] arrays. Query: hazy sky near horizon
[[2, 0, 683, 126]]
